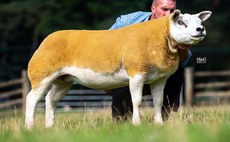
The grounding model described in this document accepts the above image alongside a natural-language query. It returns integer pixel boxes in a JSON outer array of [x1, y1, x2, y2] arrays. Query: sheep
[[25, 10, 211, 129]]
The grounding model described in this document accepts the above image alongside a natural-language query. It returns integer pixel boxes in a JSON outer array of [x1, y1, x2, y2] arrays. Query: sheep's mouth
[[191, 34, 206, 40], [191, 34, 206, 38]]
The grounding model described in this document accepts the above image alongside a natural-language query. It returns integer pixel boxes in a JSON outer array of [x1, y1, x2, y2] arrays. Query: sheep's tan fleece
[[28, 14, 179, 89]]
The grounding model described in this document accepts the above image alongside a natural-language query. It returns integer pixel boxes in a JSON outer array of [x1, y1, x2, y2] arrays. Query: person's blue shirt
[[110, 11, 152, 30], [110, 11, 192, 67]]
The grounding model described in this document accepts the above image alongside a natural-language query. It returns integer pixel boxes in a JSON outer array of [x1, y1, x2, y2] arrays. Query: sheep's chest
[[144, 59, 179, 84]]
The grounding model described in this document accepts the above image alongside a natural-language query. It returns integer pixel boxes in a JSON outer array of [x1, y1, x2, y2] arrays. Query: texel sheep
[[25, 10, 211, 129]]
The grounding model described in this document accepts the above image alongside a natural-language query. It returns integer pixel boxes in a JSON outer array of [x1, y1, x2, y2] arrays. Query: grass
[[1, 106, 230, 142]]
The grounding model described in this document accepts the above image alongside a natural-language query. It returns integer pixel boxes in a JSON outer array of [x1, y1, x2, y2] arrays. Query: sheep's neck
[[167, 36, 178, 54], [162, 36, 180, 69]]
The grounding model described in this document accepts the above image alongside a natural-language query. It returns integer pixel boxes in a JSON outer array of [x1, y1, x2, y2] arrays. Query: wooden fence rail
[[184, 67, 230, 106], [0, 70, 152, 112], [1, 68, 230, 113], [0, 70, 29, 113]]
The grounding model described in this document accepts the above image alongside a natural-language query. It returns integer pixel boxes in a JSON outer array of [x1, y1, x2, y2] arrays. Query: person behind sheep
[[107, 0, 192, 120]]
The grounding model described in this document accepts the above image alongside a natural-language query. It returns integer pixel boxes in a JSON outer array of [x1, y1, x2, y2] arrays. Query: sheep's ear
[[196, 11, 212, 22], [171, 9, 181, 22]]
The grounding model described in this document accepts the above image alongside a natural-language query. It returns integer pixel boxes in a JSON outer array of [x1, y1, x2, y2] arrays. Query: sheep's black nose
[[196, 27, 205, 32]]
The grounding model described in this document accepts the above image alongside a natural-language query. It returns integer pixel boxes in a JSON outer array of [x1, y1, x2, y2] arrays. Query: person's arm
[[110, 11, 152, 30], [109, 16, 129, 30], [178, 46, 192, 67]]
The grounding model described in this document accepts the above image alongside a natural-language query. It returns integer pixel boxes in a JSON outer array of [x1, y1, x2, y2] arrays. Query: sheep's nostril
[[196, 27, 204, 32], [196, 27, 201, 31]]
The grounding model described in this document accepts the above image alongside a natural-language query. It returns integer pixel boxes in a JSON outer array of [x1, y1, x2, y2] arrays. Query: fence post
[[184, 67, 194, 106], [22, 70, 30, 114]]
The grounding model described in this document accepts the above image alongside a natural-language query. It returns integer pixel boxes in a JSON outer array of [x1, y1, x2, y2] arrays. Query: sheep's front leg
[[129, 74, 145, 125], [150, 78, 168, 124]]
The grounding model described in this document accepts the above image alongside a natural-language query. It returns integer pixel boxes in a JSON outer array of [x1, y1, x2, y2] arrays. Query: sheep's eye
[[178, 20, 184, 25], [178, 20, 187, 27]]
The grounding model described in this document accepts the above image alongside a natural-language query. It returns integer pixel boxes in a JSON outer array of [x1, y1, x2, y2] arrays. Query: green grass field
[[1, 106, 230, 142]]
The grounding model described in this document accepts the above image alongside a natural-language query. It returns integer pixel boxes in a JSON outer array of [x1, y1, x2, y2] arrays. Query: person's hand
[[177, 44, 191, 50]]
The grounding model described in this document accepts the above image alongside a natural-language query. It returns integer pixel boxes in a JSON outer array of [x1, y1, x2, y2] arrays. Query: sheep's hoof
[[132, 118, 141, 126]]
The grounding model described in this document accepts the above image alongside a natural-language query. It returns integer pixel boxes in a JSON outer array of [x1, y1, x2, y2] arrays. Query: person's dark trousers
[[111, 86, 132, 120], [111, 66, 184, 121], [111, 85, 151, 120], [161, 66, 184, 120]]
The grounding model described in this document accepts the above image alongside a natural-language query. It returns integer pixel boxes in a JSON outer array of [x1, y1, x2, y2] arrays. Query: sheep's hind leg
[[25, 84, 50, 130], [45, 79, 73, 128]]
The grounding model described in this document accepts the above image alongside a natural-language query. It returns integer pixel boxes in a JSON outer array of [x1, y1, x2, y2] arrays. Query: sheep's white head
[[170, 10, 212, 45]]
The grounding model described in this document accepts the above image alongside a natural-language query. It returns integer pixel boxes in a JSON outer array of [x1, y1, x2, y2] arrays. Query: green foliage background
[[0, 0, 229, 80]]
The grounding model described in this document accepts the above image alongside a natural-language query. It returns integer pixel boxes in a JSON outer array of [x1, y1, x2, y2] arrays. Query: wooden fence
[[37, 85, 112, 111], [184, 67, 230, 106], [1, 68, 230, 113], [0, 70, 29, 113], [0, 70, 152, 113]]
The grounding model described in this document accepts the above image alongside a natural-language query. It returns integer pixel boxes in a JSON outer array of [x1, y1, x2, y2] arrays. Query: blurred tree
[[0, 0, 55, 79], [0, 0, 229, 80]]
